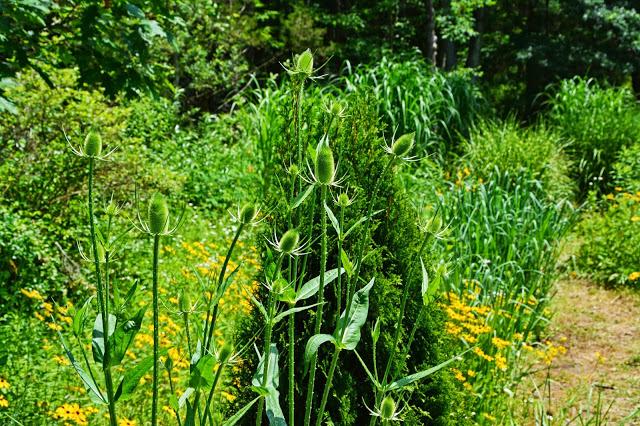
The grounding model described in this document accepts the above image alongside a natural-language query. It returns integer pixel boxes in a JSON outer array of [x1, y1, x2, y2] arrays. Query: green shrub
[[577, 191, 640, 287], [234, 78, 461, 425], [546, 77, 640, 197], [343, 56, 485, 162], [0, 206, 67, 311], [462, 119, 573, 200], [613, 142, 640, 193]]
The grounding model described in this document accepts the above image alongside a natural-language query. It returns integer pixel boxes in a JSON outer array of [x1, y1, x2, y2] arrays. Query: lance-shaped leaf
[[222, 396, 261, 426], [324, 202, 340, 235], [343, 209, 384, 240], [295, 268, 344, 303], [57, 331, 106, 404], [72, 296, 94, 337], [387, 350, 469, 391], [291, 184, 315, 209], [110, 307, 146, 366], [303, 334, 336, 375], [341, 249, 353, 278], [91, 313, 116, 364], [251, 344, 286, 426], [114, 349, 167, 402], [336, 278, 375, 350], [420, 258, 429, 304], [273, 303, 321, 325]]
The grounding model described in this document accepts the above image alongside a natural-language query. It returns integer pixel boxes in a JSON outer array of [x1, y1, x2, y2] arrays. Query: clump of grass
[[462, 118, 573, 201], [545, 77, 640, 197]]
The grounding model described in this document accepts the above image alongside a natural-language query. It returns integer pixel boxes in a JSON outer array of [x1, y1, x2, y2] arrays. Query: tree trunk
[[465, 7, 485, 68], [425, 0, 436, 64]]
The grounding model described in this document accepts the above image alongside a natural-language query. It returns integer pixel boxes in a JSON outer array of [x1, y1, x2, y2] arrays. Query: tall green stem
[[256, 255, 284, 425], [152, 234, 161, 426], [304, 185, 328, 426], [288, 306, 296, 423], [201, 362, 226, 426], [381, 235, 429, 386], [88, 158, 117, 426], [315, 348, 341, 426]]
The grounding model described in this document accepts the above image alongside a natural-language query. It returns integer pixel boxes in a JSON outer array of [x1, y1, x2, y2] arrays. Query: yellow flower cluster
[[0, 395, 8, 408], [50, 403, 98, 425], [629, 271, 640, 281]]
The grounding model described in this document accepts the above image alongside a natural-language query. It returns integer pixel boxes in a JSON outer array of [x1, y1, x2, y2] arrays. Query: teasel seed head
[[315, 143, 335, 185], [279, 229, 300, 254], [391, 132, 415, 158], [240, 203, 257, 224], [83, 131, 103, 157], [380, 396, 396, 420], [148, 193, 169, 235], [179, 292, 191, 313], [296, 49, 314, 76]]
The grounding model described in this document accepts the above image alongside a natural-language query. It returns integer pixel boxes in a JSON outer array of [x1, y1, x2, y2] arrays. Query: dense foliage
[[2, 1, 640, 424]]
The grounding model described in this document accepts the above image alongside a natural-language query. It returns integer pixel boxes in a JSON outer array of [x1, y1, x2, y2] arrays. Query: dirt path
[[543, 277, 640, 423]]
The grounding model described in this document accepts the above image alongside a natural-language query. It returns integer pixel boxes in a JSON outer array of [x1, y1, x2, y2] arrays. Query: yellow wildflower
[[629, 272, 640, 281], [0, 378, 9, 390], [20, 288, 44, 300], [492, 337, 510, 350], [495, 354, 507, 371], [0, 395, 8, 408], [119, 418, 136, 426]]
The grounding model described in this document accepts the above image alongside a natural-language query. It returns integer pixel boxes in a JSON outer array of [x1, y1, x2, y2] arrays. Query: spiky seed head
[[391, 132, 415, 157], [279, 229, 300, 254], [428, 215, 443, 235], [380, 396, 396, 420], [296, 49, 314, 76], [83, 131, 103, 157], [96, 242, 106, 263], [315, 144, 335, 185], [179, 292, 190, 313], [148, 193, 169, 235], [240, 203, 257, 224], [218, 342, 233, 364], [288, 164, 300, 176], [337, 193, 350, 208]]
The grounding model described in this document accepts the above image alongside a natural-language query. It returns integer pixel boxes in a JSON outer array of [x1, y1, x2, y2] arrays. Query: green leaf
[[110, 307, 146, 366], [273, 303, 320, 324], [252, 344, 280, 390], [57, 331, 106, 404], [251, 344, 285, 426], [291, 184, 315, 209], [250, 294, 269, 321], [72, 296, 93, 337], [91, 313, 116, 364], [179, 387, 195, 408], [343, 210, 384, 240], [337, 278, 375, 350], [303, 334, 336, 375], [387, 350, 468, 391], [189, 354, 216, 388], [114, 350, 166, 402], [119, 280, 138, 310], [324, 202, 340, 235], [295, 268, 345, 302], [222, 397, 261, 426], [340, 249, 353, 278], [420, 258, 429, 301]]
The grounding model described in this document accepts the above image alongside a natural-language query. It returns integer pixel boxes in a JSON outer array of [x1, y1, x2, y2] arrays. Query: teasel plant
[[133, 192, 185, 426], [60, 130, 149, 426]]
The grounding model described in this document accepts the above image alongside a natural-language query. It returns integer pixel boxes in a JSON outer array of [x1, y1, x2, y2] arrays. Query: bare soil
[[542, 277, 640, 423]]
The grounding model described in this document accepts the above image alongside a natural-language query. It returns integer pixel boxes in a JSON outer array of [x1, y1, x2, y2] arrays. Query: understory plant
[[57, 50, 464, 425]]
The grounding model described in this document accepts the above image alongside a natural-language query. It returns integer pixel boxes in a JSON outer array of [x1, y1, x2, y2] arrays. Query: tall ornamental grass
[[343, 56, 484, 162], [545, 77, 640, 197]]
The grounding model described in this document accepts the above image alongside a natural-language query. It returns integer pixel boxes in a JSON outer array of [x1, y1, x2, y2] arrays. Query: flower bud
[[84, 131, 103, 157], [391, 132, 415, 157], [240, 203, 257, 224], [337, 193, 350, 208], [279, 229, 300, 254], [148, 193, 169, 235], [315, 144, 335, 185], [296, 49, 314, 76], [380, 396, 396, 420], [288, 164, 300, 177], [179, 292, 190, 313]]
